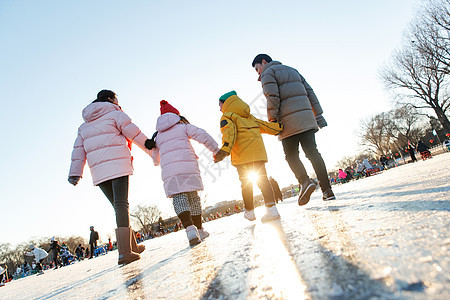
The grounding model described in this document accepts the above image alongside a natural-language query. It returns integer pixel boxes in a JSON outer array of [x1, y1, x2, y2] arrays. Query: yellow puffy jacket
[[219, 95, 283, 166]]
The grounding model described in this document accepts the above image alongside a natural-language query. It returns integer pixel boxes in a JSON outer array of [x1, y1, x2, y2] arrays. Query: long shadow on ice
[[34, 265, 118, 300], [96, 247, 190, 299], [199, 219, 398, 300], [272, 219, 398, 299], [200, 224, 255, 299]]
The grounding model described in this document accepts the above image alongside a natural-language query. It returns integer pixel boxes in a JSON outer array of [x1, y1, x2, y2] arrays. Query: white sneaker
[[261, 206, 281, 222], [186, 225, 201, 246], [244, 209, 256, 221], [198, 228, 210, 240]]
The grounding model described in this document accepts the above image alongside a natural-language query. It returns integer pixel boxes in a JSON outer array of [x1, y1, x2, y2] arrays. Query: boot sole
[[298, 184, 316, 206], [261, 215, 281, 223], [134, 245, 145, 254], [118, 255, 140, 265], [189, 237, 201, 246]]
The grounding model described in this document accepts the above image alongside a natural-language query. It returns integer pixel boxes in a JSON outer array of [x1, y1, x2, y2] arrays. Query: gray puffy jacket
[[260, 61, 323, 140]]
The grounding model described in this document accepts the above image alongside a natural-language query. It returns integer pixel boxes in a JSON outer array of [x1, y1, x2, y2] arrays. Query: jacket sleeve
[[68, 130, 86, 177], [261, 70, 281, 122], [255, 118, 283, 135], [116, 111, 153, 156], [300, 74, 323, 116], [185, 124, 220, 154], [151, 146, 160, 166], [219, 115, 236, 154]]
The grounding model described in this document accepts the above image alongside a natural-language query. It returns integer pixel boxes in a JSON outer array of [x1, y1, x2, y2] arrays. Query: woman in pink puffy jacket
[[146, 100, 219, 246], [68, 89, 150, 265]]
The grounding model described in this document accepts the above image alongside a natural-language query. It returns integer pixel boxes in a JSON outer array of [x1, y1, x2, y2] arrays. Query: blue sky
[[0, 0, 419, 245]]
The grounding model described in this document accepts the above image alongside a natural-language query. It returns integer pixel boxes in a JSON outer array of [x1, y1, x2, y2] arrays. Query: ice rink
[[1, 153, 449, 299]]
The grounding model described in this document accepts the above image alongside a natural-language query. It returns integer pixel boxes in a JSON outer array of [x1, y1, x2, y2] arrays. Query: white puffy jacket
[[152, 113, 219, 197], [69, 102, 151, 185]]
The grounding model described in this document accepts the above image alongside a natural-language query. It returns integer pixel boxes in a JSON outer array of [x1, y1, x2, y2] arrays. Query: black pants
[[52, 254, 61, 268], [236, 162, 275, 211], [281, 130, 331, 191], [98, 175, 130, 227], [90, 242, 97, 258]]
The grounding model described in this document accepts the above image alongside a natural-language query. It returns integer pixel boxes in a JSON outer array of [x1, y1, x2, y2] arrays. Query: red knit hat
[[160, 100, 180, 115]]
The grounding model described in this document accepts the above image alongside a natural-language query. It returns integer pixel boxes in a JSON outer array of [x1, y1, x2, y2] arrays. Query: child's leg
[[254, 162, 276, 207], [172, 192, 194, 228], [187, 191, 203, 229], [236, 164, 254, 210]]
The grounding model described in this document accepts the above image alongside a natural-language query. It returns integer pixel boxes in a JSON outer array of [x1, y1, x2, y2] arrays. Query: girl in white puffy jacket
[[146, 100, 219, 246], [68, 90, 151, 264]]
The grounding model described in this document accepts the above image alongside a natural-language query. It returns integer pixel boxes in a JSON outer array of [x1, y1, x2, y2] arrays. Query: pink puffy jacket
[[152, 113, 219, 197], [69, 102, 151, 185]]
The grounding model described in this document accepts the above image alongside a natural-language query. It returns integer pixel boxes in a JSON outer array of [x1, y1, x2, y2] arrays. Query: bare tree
[[359, 112, 392, 155], [130, 204, 162, 235], [335, 155, 357, 170], [414, 0, 450, 74], [380, 0, 450, 132], [390, 106, 427, 146]]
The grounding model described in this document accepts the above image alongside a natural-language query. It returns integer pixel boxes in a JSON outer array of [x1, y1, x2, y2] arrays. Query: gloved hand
[[145, 138, 155, 150], [68, 176, 81, 186], [315, 114, 328, 129], [214, 149, 228, 163]]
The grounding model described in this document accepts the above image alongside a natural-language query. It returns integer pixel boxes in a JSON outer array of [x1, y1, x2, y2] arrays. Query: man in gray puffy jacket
[[252, 54, 335, 204]]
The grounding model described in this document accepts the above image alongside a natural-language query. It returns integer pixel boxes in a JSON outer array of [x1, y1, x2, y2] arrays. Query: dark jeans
[[98, 175, 130, 227], [90, 242, 97, 258], [281, 130, 331, 191], [236, 162, 275, 210]]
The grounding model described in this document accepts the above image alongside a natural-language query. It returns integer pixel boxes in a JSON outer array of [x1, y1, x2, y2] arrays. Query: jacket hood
[[263, 60, 282, 72], [222, 95, 250, 118], [82, 102, 120, 122], [156, 112, 181, 132], [258, 61, 283, 81]]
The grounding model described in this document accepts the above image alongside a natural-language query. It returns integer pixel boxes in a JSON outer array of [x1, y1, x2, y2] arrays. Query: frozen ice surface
[[1, 153, 449, 299]]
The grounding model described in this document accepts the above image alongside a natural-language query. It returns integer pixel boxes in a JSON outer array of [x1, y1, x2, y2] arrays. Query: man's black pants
[[281, 129, 331, 191]]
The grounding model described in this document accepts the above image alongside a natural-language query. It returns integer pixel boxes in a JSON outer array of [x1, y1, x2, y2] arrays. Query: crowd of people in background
[[330, 139, 444, 185]]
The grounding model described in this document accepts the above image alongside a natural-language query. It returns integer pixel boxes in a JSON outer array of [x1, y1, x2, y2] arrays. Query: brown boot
[[130, 227, 145, 254], [116, 227, 140, 265]]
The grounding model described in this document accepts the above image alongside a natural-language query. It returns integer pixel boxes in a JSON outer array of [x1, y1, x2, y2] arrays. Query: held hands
[[145, 138, 156, 150], [315, 114, 328, 129], [214, 149, 228, 163], [68, 176, 81, 186]]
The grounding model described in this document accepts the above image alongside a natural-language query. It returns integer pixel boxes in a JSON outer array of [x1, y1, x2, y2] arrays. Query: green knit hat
[[219, 90, 237, 103]]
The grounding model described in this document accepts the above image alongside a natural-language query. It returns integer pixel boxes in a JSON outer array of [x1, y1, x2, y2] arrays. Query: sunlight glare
[[248, 171, 259, 185], [249, 220, 308, 299]]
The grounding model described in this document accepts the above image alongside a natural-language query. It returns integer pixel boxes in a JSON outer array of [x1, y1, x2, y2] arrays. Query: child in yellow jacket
[[214, 91, 283, 222]]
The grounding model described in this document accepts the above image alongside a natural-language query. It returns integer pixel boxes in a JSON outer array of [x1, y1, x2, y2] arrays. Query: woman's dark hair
[[252, 54, 272, 67], [179, 116, 190, 124], [93, 89, 116, 103]]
